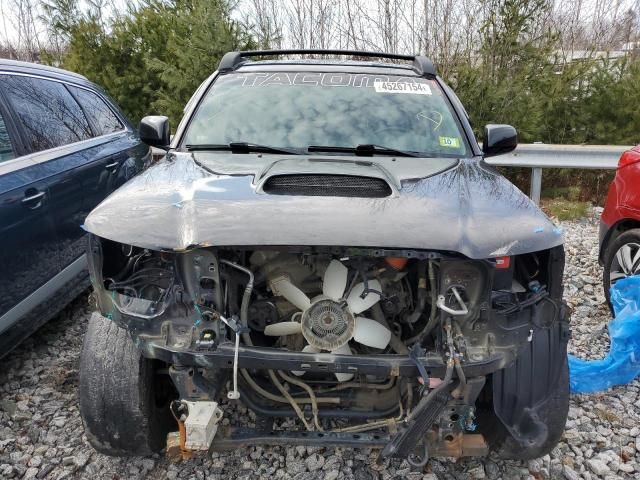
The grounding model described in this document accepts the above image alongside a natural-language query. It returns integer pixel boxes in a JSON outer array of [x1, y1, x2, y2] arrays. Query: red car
[[600, 145, 640, 306]]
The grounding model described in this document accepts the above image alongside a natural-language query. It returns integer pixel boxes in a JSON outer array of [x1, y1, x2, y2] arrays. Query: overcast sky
[[0, 0, 638, 51], [0, 0, 130, 45]]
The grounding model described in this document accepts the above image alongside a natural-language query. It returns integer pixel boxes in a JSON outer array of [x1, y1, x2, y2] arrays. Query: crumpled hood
[[84, 152, 563, 258]]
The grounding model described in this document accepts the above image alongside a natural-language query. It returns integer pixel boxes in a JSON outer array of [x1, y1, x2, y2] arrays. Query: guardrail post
[[530, 167, 542, 205]]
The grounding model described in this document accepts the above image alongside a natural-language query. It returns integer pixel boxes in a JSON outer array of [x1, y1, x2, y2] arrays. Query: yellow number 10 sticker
[[439, 136, 461, 148]]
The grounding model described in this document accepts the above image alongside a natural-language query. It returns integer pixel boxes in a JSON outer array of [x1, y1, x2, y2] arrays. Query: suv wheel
[[602, 229, 640, 310], [79, 313, 176, 456]]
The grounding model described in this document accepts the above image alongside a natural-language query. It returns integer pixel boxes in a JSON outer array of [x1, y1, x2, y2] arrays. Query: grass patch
[[541, 198, 591, 220], [503, 168, 614, 205], [542, 185, 582, 202]]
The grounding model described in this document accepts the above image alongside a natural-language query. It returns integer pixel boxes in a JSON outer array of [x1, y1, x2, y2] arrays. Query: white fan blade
[[346, 279, 382, 314], [269, 275, 311, 311], [264, 321, 302, 336], [353, 317, 391, 349], [323, 259, 349, 301], [292, 344, 322, 376], [330, 343, 354, 382]]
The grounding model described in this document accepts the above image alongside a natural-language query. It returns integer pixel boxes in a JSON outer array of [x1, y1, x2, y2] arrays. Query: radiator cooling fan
[[264, 260, 391, 381]]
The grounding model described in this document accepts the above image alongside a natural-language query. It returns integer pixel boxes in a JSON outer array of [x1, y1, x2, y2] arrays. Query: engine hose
[[268, 370, 313, 431], [240, 369, 341, 405], [220, 259, 254, 331], [332, 401, 404, 433], [406, 260, 439, 345], [239, 324, 341, 407], [454, 358, 467, 392], [420, 357, 454, 407], [450, 321, 467, 391], [309, 376, 396, 394], [330, 381, 414, 434], [406, 381, 414, 416], [427, 261, 437, 326], [238, 320, 341, 408], [278, 371, 323, 431], [238, 385, 398, 419], [407, 260, 428, 324]]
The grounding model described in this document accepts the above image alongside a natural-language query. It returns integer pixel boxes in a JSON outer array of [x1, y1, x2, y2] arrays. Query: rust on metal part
[[428, 432, 488, 458], [178, 419, 194, 460], [166, 421, 196, 462], [166, 432, 182, 462]]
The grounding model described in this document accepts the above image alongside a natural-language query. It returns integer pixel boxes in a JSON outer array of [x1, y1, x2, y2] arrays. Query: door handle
[[21, 191, 45, 208], [105, 162, 119, 170]]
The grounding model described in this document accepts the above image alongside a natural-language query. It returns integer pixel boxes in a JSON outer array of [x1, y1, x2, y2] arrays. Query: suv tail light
[[618, 147, 640, 169]]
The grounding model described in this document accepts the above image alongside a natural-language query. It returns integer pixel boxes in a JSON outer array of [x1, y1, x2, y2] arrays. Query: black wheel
[[484, 357, 569, 460], [602, 228, 640, 311], [79, 313, 176, 456]]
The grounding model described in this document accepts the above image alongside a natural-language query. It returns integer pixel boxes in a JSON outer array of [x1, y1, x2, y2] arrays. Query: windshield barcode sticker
[[374, 81, 432, 95]]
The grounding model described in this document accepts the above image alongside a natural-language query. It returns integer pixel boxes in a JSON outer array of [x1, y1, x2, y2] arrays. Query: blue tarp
[[568, 275, 640, 393]]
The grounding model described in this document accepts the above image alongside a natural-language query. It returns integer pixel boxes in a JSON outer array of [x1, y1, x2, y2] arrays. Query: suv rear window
[[0, 75, 92, 153], [69, 86, 123, 136], [184, 71, 467, 157]]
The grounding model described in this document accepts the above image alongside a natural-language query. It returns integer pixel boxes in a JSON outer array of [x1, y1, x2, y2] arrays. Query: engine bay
[[88, 237, 565, 461]]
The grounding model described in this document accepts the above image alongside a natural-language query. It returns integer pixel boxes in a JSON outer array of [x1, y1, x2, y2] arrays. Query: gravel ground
[[1, 207, 639, 480]]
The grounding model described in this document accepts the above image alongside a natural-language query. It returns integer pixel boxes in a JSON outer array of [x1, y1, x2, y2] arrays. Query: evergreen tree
[[447, 0, 559, 142], [149, 0, 257, 124], [41, 0, 256, 126]]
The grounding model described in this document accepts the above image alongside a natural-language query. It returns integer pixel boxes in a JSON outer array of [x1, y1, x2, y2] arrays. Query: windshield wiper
[[307, 144, 421, 157], [186, 142, 301, 155]]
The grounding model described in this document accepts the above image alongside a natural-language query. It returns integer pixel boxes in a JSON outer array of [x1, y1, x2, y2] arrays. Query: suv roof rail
[[218, 49, 436, 77], [0, 58, 88, 81]]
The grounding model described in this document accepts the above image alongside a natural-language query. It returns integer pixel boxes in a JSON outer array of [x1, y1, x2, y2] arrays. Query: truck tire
[[79, 313, 175, 456]]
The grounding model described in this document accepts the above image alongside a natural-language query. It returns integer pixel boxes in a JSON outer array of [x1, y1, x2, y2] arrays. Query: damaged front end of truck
[[79, 154, 569, 465], [77, 50, 570, 465]]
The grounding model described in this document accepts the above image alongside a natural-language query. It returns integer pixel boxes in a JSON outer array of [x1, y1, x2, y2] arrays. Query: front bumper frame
[[136, 331, 513, 379]]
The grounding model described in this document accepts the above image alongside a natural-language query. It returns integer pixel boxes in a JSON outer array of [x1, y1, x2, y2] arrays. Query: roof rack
[[217, 49, 436, 77]]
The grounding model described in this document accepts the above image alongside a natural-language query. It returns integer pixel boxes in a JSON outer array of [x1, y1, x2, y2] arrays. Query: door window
[[0, 109, 15, 162], [1, 75, 92, 153], [69, 86, 123, 136]]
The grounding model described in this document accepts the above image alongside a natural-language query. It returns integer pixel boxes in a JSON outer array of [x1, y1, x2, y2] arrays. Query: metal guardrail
[[486, 144, 631, 204], [153, 144, 631, 205]]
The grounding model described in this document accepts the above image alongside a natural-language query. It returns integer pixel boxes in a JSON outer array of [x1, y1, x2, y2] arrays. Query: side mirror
[[482, 124, 517, 157], [139, 115, 170, 148]]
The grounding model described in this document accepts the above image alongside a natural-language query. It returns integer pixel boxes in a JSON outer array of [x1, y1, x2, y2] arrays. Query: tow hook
[[167, 400, 224, 461], [407, 443, 430, 468]]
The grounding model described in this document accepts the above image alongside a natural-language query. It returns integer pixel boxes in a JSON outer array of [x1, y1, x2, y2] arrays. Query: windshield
[[182, 71, 468, 157]]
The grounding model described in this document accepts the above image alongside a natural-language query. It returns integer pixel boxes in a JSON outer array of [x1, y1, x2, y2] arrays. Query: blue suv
[[0, 60, 149, 356]]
